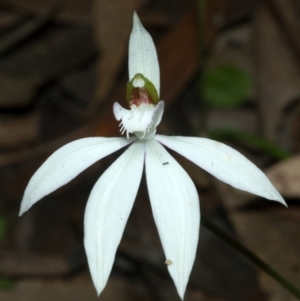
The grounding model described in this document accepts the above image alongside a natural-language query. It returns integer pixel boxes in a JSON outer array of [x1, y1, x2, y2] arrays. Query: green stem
[[202, 216, 300, 299]]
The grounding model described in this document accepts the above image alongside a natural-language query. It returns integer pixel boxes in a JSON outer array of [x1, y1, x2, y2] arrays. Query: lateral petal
[[129, 12, 160, 94], [155, 135, 286, 205], [84, 141, 145, 295], [145, 139, 200, 299], [20, 137, 136, 215]]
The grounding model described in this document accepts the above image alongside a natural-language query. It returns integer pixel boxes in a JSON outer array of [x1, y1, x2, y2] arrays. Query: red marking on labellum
[[129, 87, 154, 106]]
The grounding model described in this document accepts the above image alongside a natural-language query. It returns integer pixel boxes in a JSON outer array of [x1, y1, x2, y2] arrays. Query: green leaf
[[202, 65, 251, 108], [0, 277, 13, 290]]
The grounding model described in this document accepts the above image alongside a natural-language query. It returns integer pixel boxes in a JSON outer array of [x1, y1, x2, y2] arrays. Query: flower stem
[[202, 216, 300, 299]]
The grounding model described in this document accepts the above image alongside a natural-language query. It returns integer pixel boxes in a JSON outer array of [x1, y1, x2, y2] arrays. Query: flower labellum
[[19, 11, 286, 300]]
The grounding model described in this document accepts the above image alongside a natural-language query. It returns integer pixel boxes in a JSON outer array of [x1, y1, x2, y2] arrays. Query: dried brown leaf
[[230, 209, 300, 301], [0, 26, 95, 108], [3, 0, 93, 24], [0, 11, 23, 31], [0, 274, 152, 301], [0, 252, 69, 276], [0, 112, 40, 150], [92, 0, 141, 103], [0, 75, 39, 108], [0, 9, 54, 57], [255, 4, 300, 144], [266, 155, 300, 198]]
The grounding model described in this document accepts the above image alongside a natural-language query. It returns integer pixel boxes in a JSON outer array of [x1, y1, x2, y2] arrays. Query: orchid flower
[[19, 12, 286, 300]]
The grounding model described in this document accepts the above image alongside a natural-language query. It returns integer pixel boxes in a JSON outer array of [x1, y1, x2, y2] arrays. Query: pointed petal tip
[[18, 208, 25, 217], [132, 11, 142, 31], [90, 277, 105, 297], [277, 196, 288, 207], [172, 270, 187, 300], [19, 197, 30, 216], [268, 189, 287, 207], [133, 11, 139, 22], [112, 102, 122, 121], [157, 100, 165, 109], [133, 12, 144, 30], [175, 284, 186, 300], [87, 260, 106, 297], [95, 285, 102, 297]]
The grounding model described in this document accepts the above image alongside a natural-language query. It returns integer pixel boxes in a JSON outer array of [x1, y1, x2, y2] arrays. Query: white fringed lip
[[113, 101, 164, 140]]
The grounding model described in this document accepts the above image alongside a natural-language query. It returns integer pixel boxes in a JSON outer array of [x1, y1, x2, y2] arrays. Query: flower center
[[113, 101, 164, 140], [115, 73, 163, 140], [129, 87, 155, 107], [126, 73, 159, 105]]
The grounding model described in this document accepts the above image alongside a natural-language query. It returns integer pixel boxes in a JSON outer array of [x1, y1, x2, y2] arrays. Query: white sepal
[[113, 101, 164, 140], [129, 12, 160, 94], [84, 141, 145, 295], [155, 135, 286, 205], [145, 139, 200, 300], [19, 137, 136, 215]]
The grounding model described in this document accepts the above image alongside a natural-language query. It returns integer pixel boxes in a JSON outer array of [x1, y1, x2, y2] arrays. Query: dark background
[[0, 0, 299, 300]]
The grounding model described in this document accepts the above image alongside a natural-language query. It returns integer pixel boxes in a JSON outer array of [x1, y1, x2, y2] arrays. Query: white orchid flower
[[19, 12, 286, 300]]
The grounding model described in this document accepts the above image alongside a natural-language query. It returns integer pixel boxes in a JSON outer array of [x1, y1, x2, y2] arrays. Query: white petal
[[20, 137, 136, 215], [146, 101, 164, 133], [145, 139, 200, 299], [84, 141, 145, 295], [155, 135, 286, 206], [129, 12, 160, 94]]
